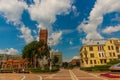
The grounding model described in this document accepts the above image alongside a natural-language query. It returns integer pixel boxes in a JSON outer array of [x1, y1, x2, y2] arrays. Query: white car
[[109, 63, 120, 72]]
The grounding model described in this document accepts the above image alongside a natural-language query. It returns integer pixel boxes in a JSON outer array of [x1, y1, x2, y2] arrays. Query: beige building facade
[[80, 38, 120, 67], [50, 51, 62, 66]]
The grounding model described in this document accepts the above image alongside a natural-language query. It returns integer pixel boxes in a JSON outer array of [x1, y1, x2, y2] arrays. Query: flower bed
[[100, 73, 120, 78]]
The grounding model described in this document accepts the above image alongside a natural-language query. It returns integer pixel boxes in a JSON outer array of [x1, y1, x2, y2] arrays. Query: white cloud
[[19, 25, 34, 43], [102, 25, 120, 34], [28, 0, 74, 45], [28, 0, 73, 24], [0, 0, 75, 45], [72, 56, 79, 59], [69, 46, 80, 50], [48, 31, 62, 46], [72, 6, 79, 17], [0, 48, 19, 55], [0, 0, 27, 25], [0, 0, 34, 44], [69, 40, 73, 45], [77, 0, 120, 40]]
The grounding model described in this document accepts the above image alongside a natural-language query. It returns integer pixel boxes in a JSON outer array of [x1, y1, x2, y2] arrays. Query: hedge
[[80, 65, 111, 72], [0, 70, 13, 73], [27, 67, 59, 73]]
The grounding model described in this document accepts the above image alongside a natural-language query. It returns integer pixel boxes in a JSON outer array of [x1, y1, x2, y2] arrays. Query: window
[[108, 46, 110, 50], [113, 52, 115, 57], [7, 64, 11, 69], [94, 60, 96, 64], [98, 46, 104, 51], [116, 47, 119, 53], [13, 65, 18, 69], [99, 53, 101, 57], [81, 60, 83, 63], [116, 47, 119, 50], [102, 53, 104, 57], [90, 53, 94, 58], [98, 46, 100, 51], [114, 40, 118, 44], [97, 42, 99, 44], [110, 40, 112, 43], [89, 47, 93, 51], [117, 64, 120, 67], [100, 60, 102, 64], [90, 60, 93, 64], [111, 46, 114, 50], [118, 55, 120, 59], [85, 60, 88, 64], [84, 53, 87, 58], [102, 46, 104, 50], [104, 60, 106, 63], [109, 52, 112, 57]]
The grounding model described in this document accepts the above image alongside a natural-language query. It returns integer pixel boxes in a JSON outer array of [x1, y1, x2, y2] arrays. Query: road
[[43, 68, 107, 80], [0, 68, 119, 80]]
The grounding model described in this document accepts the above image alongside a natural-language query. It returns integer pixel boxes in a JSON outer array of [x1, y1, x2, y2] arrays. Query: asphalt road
[[0, 68, 119, 80], [43, 68, 107, 80]]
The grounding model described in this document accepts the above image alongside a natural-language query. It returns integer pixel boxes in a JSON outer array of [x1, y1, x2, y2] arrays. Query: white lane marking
[[45, 74, 56, 79], [21, 75, 26, 80], [80, 70, 108, 80], [69, 70, 75, 80], [37, 75, 43, 80], [69, 70, 78, 80]]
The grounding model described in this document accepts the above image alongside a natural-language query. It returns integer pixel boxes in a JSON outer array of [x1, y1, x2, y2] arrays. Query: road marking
[[80, 70, 108, 80], [21, 75, 26, 80], [45, 74, 56, 79], [69, 70, 78, 80], [37, 75, 43, 80], [88, 73, 108, 80], [69, 70, 75, 80]]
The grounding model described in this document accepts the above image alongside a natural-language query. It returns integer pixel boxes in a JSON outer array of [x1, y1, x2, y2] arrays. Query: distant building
[[39, 29, 48, 44], [80, 38, 120, 67], [2, 59, 28, 70], [0, 54, 29, 70], [50, 51, 62, 66], [69, 56, 80, 66]]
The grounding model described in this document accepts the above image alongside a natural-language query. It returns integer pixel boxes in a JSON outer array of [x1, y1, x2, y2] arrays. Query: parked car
[[109, 63, 120, 72]]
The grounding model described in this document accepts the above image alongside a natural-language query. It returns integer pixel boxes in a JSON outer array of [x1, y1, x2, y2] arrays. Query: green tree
[[62, 62, 68, 68], [52, 56, 59, 66], [22, 40, 50, 68]]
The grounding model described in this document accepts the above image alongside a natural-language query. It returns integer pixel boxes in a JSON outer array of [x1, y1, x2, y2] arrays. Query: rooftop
[[83, 39, 106, 46]]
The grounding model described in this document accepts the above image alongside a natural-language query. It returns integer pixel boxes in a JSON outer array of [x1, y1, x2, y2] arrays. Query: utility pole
[[49, 50, 52, 71]]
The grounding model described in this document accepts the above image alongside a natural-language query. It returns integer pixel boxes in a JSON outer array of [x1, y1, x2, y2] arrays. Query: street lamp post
[[49, 50, 52, 71], [48, 41, 54, 71]]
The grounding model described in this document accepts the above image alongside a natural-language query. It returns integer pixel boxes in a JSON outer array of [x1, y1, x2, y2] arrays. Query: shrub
[[27, 67, 59, 73], [107, 60, 120, 65], [0, 70, 13, 73], [27, 68, 42, 73], [51, 67, 60, 72], [80, 65, 111, 72]]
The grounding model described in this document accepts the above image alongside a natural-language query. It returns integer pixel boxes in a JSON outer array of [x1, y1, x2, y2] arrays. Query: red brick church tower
[[39, 29, 48, 44]]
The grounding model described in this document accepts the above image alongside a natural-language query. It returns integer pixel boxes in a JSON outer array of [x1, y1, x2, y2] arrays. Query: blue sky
[[0, 0, 120, 61]]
